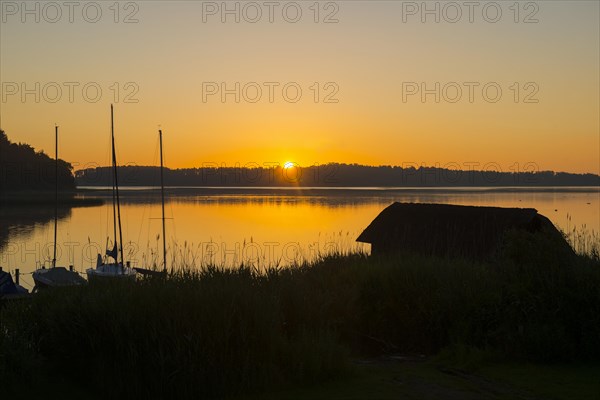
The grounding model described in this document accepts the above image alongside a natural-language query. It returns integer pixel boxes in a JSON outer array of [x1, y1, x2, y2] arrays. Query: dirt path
[[353, 356, 548, 400]]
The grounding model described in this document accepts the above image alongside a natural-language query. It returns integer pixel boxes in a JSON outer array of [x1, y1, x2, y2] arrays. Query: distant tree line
[[0, 130, 76, 192], [75, 163, 600, 187]]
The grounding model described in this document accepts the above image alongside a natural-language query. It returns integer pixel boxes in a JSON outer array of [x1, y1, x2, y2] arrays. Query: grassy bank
[[1, 230, 599, 398]]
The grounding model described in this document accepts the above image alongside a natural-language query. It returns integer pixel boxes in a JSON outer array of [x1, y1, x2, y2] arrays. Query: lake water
[[1, 187, 598, 291]]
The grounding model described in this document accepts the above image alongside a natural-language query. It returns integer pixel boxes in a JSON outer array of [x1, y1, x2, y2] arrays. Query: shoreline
[[77, 185, 600, 197], [1, 190, 104, 207], [2, 185, 597, 206]]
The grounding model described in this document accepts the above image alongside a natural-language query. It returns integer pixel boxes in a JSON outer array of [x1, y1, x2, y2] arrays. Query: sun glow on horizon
[[0, 2, 598, 174]]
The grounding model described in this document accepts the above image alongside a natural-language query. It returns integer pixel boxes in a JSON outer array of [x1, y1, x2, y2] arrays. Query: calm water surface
[[1, 187, 598, 290]]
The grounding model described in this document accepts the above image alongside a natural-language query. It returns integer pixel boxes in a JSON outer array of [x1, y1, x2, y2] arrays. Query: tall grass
[[1, 229, 599, 398], [564, 215, 599, 259], [135, 230, 368, 273], [1, 267, 349, 398]]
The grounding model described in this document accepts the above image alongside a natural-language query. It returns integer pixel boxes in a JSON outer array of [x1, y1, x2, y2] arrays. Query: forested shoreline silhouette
[[76, 164, 600, 187], [0, 130, 76, 192]]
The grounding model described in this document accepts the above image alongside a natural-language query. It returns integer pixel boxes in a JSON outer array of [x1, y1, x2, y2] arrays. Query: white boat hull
[[86, 263, 137, 282]]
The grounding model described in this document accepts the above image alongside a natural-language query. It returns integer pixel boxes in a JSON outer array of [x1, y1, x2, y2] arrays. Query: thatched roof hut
[[356, 202, 569, 260]]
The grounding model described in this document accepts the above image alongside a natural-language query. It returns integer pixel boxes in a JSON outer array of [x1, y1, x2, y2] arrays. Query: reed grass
[[564, 215, 600, 260], [1, 229, 599, 399]]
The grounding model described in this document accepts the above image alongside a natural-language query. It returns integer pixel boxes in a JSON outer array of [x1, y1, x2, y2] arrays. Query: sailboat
[[32, 125, 87, 290], [86, 105, 136, 282], [0, 267, 28, 298], [133, 129, 168, 278]]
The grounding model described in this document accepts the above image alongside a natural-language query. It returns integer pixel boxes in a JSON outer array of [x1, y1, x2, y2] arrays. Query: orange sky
[[1, 1, 598, 174]]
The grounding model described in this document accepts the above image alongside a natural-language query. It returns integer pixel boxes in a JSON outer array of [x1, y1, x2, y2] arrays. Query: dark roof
[[356, 202, 549, 259]]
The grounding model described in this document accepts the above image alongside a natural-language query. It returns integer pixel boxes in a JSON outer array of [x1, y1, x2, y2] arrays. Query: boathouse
[[356, 202, 570, 260]]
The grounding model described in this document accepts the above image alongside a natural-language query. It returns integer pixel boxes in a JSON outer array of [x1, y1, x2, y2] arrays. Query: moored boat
[[32, 125, 86, 291], [86, 105, 137, 282], [0, 267, 28, 299]]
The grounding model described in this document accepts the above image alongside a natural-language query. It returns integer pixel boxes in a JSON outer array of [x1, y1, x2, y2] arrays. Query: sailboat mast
[[159, 129, 166, 272], [111, 106, 117, 256], [111, 105, 125, 265], [53, 125, 58, 268]]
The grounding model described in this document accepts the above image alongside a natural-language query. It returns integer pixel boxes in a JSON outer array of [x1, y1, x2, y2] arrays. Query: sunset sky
[[1, 1, 598, 174]]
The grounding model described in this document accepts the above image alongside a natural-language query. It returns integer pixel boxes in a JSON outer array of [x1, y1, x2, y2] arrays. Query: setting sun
[[283, 161, 296, 169]]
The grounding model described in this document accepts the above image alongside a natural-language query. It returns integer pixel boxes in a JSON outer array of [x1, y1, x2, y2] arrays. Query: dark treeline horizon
[[2, 130, 598, 190], [75, 164, 600, 187], [0, 130, 76, 192]]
